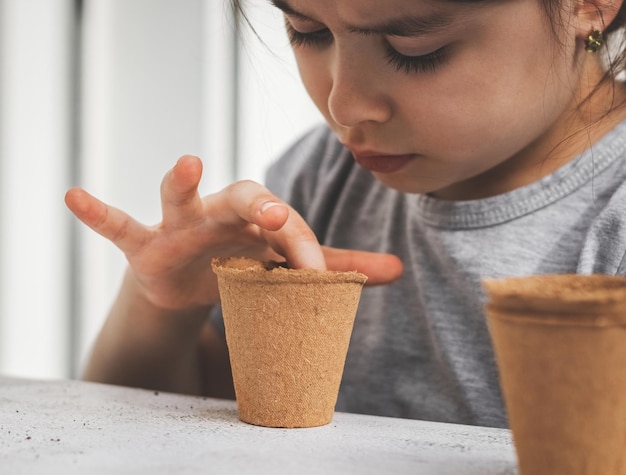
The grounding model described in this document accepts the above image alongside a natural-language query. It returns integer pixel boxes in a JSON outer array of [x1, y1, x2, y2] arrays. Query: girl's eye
[[285, 22, 333, 48], [285, 19, 449, 76], [385, 43, 450, 75]]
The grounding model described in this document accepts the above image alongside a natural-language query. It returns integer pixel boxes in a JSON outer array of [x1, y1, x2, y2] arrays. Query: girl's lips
[[352, 153, 417, 173]]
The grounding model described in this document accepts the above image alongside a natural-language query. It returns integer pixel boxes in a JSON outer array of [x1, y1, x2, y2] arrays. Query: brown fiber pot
[[212, 257, 367, 428], [484, 274, 626, 475]]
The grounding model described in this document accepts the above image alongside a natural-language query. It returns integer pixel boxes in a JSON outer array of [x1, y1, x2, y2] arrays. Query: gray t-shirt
[[263, 119, 626, 428]]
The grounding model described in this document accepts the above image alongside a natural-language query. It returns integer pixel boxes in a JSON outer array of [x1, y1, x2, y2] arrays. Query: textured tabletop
[[0, 377, 517, 474]]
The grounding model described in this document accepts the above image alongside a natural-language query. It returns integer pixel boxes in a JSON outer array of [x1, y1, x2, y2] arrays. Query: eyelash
[[384, 44, 449, 75], [285, 23, 449, 75], [286, 24, 333, 48]]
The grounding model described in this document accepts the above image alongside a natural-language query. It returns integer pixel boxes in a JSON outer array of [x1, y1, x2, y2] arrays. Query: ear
[[574, 0, 624, 34]]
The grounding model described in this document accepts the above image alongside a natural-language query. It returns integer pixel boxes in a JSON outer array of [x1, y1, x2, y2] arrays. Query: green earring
[[585, 29, 603, 53]]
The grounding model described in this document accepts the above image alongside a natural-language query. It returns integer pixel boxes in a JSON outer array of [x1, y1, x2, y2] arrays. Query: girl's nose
[[327, 51, 392, 128]]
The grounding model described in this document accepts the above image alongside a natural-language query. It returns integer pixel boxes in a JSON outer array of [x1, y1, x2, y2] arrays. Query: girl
[[65, 0, 626, 428]]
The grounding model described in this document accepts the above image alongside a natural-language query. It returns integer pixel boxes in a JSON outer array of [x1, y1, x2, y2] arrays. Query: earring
[[585, 29, 603, 53]]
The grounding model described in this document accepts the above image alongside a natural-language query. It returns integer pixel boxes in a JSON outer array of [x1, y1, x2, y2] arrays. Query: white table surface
[[0, 377, 517, 474]]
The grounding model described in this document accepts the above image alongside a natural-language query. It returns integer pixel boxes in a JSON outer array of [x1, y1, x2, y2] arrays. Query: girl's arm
[[81, 269, 216, 395]]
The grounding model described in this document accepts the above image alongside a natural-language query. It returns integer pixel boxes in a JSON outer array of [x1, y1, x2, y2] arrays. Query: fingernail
[[261, 201, 280, 213]]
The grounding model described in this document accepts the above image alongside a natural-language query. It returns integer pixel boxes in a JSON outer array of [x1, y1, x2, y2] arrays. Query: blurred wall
[[0, 0, 322, 379]]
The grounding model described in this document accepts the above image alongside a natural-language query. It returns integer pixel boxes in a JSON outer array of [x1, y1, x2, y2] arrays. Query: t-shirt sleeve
[[264, 124, 334, 214], [578, 180, 626, 275]]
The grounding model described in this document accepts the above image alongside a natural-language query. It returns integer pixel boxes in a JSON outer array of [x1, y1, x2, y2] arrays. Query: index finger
[[209, 180, 326, 270], [261, 207, 327, 270]]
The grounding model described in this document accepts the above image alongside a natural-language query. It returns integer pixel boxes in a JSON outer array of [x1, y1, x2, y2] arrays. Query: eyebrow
[[269, 0, 456, 37], [346, 14, 455, 37]]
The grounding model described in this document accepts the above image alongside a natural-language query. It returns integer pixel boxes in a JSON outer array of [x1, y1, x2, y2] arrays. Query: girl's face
[[272, 0, 614, 200]]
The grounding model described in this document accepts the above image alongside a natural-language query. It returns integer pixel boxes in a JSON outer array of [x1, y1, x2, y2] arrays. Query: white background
[[0, 0, 322, 379]]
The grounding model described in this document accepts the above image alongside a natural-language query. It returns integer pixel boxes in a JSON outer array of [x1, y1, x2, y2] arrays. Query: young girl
[[65, 0, 626, 428]]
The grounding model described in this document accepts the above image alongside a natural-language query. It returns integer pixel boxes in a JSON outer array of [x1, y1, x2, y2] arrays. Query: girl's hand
[[65, 155, 402, 311]]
